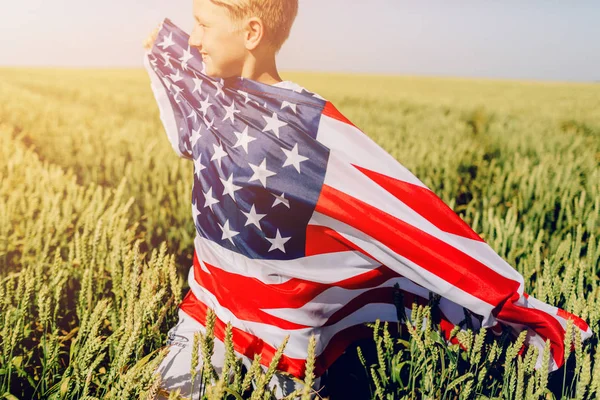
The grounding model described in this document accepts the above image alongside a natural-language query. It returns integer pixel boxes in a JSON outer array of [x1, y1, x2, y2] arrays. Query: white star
[[158, 32, 175, 50], [266, 229, 291, 253], [262, 112, 288, 138], [281, 143, 309, 173], [209, 79, 225, 98], [233, 126, 256, 154], [292, 86, 304, 94], [312, 92, 326, 100], [190, 127, 202, 147], [218, 220, 239, 245], [272, 192, 290, 208], [248, 158, 277, 188], [171, 84, 184, 99], [187, 109, 198, 123], [281, 100, 297, 114], [199, 97, 213, 116], [242, 204, 266, 229], [203, 116, 216, 132], [169, 69, 183, 83], [192, 198, 201, 226], [193, 154, 206, 179], [203, 187, 220, 211], [222, 100, 240, 124], [220, 173, 242, 201], [161, 52, 173, 69], [192, 76, 203, 94], [237, 90, 253, 104], [211, 142, 228, 168], [179, 46, 194, 69]]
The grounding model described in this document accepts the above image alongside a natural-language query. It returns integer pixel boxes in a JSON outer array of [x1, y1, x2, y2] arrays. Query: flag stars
[[169, 69, 183, 83], [281, 143, 309, 173], [179, 46, 194, 69], [266, 229, 291, 253], [233, 126, 256, 154], [262, 112, 288, 138], [272, 192, 290, 209], [158, 32, 175, 50], [237, 90, 253, 104], [192, 198, 202, 226], [242, 204, 266, 230], [222, 100, 240, 124], [218, 220, 239, 245], [187, 109, 198, 123], [211, 142, 228, 168], [281, 100, 297, 114], [203, 116, 216, 132], [203, 187, 220, 211], [192, 75, 203, 94], [199, 96, 214, 116], [191, 127, 202, 147], [220, 173, 242, 201], [193, 154, 206, 179], [248, 158, 277, 188], [161, 52, 173, 69]]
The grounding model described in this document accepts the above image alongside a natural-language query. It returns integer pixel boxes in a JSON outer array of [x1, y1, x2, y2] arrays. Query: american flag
[[144, 18, 591, 378]]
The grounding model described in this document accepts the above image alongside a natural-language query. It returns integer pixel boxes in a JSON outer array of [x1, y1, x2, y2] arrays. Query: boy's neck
[[240, 52, 283, 85]]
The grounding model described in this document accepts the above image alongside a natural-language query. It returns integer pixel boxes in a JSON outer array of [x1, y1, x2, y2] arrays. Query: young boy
[[144, 0, 325, 398]]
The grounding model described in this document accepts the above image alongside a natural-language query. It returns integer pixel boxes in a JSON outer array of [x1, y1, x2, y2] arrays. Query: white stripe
[[308, 210, 499, 325], [194, 234, 380, 285], [321, 150, 525, 291], [143, 52, 186, 158], [262, 274, 479, 329], [316, 113, 427, 188]]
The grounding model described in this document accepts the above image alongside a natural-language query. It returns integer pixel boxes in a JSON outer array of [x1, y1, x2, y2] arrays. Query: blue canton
[[148, 19, 331, 260]]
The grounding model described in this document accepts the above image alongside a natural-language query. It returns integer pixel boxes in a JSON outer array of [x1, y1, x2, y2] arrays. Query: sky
[[1, 0, 599, 82]]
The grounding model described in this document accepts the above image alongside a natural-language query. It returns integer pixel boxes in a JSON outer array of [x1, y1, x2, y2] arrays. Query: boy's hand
[[143, 24, 162, 51]]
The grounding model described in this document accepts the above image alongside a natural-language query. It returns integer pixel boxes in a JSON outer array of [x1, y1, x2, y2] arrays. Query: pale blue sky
[[2, 0, 599, 82]]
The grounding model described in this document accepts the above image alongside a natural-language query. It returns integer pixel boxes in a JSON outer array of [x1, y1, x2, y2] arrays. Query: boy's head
[[189, 0, 298, 79]]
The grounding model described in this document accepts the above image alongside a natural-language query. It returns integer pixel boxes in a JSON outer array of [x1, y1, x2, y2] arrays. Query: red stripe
[[193, 251, 401, 328], [305, 225, 354, 256], [305, 224, 378, 260], [557, 308, 589, 332], [353, 164, 484, 242], [315, 184, 520, 307], [322, 101, 359, 129]]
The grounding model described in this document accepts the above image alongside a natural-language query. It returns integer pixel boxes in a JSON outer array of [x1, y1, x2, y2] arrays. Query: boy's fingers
[[144, 24, 163, 50]]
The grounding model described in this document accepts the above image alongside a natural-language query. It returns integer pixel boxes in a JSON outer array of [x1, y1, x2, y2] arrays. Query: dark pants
[[318, 338, 378, 400]]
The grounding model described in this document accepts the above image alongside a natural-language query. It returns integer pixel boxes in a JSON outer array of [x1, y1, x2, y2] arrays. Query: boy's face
[[189, 0, 247, 79]]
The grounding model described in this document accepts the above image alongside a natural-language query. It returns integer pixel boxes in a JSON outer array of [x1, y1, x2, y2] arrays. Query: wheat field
[[0, 67, 599, 399]]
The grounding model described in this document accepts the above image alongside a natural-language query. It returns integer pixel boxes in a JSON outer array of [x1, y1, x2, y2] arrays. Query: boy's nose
[[188, 26, 202, 49]]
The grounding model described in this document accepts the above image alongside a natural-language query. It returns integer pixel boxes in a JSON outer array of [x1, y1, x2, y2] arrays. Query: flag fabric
[[144, 18, 592, 379]]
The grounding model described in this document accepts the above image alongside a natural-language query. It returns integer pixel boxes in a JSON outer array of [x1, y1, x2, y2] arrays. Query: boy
[[143, 1, 592, 399], [144, 1, 326, 398]]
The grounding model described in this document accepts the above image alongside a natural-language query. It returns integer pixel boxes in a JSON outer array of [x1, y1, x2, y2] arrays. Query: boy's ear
[[244, 17, 264, 51]]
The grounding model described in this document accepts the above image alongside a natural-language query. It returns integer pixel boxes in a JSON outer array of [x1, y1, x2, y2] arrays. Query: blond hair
[[210, 0, 298, 53]]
